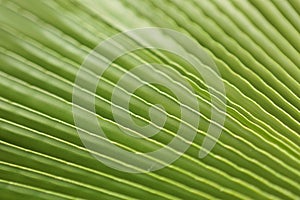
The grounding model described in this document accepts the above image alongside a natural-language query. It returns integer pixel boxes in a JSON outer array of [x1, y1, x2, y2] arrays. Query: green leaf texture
[[0, 0, 299, 199]]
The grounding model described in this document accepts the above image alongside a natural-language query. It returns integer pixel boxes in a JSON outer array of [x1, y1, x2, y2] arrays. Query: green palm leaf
[[0, 0, 299, 199]]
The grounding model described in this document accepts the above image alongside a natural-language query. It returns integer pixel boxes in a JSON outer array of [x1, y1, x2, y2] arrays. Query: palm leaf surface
[[0, 0, 299, 199]]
